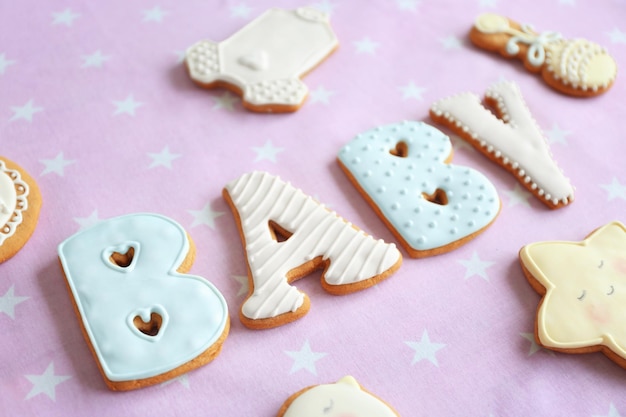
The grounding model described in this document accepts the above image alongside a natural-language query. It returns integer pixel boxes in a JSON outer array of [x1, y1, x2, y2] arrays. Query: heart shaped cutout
[[389, 141, 409, 158], [127, 305, 168, 342], [102, 242, 140, 273], [238, 50, 269, 71], [422, 188, 449, 206]]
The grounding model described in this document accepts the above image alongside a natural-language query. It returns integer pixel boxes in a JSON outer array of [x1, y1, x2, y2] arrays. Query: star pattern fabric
[[1, 1, 625, 416]]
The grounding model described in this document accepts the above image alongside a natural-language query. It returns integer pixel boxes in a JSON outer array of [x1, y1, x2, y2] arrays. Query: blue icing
[[338, 121, 500, 253]]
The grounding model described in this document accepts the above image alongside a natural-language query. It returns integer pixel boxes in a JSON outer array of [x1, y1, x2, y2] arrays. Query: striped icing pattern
[[225, 171, 401, 320]]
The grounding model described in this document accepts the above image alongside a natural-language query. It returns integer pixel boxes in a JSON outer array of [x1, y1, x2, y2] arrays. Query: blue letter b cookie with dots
[[338, 121, 501, 258]]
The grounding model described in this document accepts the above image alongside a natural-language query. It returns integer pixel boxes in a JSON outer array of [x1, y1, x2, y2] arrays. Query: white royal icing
[[520, 222, 626, 359], [430, 81, 574, 207], [58, 213, 229, 382], [224, 171, 401, 322], [283, 376, 398, 417], [185, 7, 338, 109], [338, 121, 500, 255], [0, 159, 29, 245]]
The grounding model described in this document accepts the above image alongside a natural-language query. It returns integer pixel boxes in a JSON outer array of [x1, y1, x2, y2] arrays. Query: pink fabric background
[[2, 0, 626, 415]]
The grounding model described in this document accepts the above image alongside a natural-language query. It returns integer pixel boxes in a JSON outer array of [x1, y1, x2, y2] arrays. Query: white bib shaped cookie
[[185, 7, 338, 113], [520, 221, 626, 369], [223, 171, 402, 329], [58, 213, 229, 390], [338, 121, 500, 258]]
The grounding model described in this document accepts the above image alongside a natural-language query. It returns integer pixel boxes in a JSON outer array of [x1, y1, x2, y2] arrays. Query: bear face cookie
[[470, 13, 617, 97], [338, 121, 500, 258], [430, 81, 574, 209], [58, 213, 229, 390], [223, 171, 402, 329], [185, 7, 338, 113], [278, 376, 400, 417], [0, 157, 42, 263], [519, 221, 626, 369]]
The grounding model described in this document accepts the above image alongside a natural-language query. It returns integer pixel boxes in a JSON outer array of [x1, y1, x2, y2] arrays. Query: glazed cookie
[[338, 121, 500, 258], [470, 13, 617, 97], [278, 376, 400, 417], [430, 81, 574, 209], [58, 213, 229, 391], [223, 171, 402, 329], [0, 156, 42, 263], [519, 221, 626, 368], [185, 7, 338, 113]]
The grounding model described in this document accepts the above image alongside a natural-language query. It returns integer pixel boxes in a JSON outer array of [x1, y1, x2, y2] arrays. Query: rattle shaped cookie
[[470, 13, 617, 97], [338, 121, 500, 258], [0, 157, 41, 263], [519, 221, 626, 369], [58, 213, 229, 391], [278, 376, 401, 417], [185, 7, 338, 113], [223, 171, 402, 329], [430, 81, 574, 209]]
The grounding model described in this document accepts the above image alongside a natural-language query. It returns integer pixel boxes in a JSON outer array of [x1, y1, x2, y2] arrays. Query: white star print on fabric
[[188, 203, 225, 229], [405, 330, 446, 366], [81, 51, 111, 68], [175, 50, 186, 63], [310, 0, 338, 14], [0, 53, 16, 75], [593, 404, 623, 417], [148, 146, 181, 169], [458, 251, 494, 281], [24, 362, 71, 401], [396, 0, 420, 11], [0, 285, 29, 319], [354, 37, 380, 55], [439, 35, 462, 49], [160, 374, 190, 389], [520, 333, 541, 356], [52, 9, 80, 26], [284, 340, 328, 375], [112, 94, 144, 116], [143, 6, 169, 23], [399, 82, 427, 100], [9, 99, 43, 122], [309, 86, 336, 104], [73, 210, 101, 231], [230, 4, 253, 19], [559, 0, 576, 5], [601, 178, 626, 201], [545, 123, 571, 145], [213, 92, 239, 111], [232, 275, 249, 297], [252, 140, 284, 163], [504, 184, 532, 208], [607, 28, 626, 44], [40, 152, 75, 177]]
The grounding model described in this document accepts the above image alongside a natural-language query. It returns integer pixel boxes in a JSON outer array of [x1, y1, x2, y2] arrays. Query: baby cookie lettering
[[185, 7, 338, 113], [278, 376, 400, 417], [519, 221, 626, 369], [58, 213, 229, 390], [223, 171, 402, 329], [430, 81, 574, 209], [338, 121, 500, 258]]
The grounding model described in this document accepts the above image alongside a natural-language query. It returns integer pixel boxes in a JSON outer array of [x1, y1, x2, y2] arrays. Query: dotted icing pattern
[[58, 213, 229, 383], [244, 78, 307, 107], [338, 121, 500, 256], [186, 41, 220, 78]]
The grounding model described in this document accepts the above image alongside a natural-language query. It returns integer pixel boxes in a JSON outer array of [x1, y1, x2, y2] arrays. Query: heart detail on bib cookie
[[103, 242, 139, 272], [128, 306, 168, 342], [238, 50, 269, 71]]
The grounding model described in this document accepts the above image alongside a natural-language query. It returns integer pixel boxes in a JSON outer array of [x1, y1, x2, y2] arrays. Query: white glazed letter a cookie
[[430, 81, 574, 209], [223, 171, 402, 329]]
